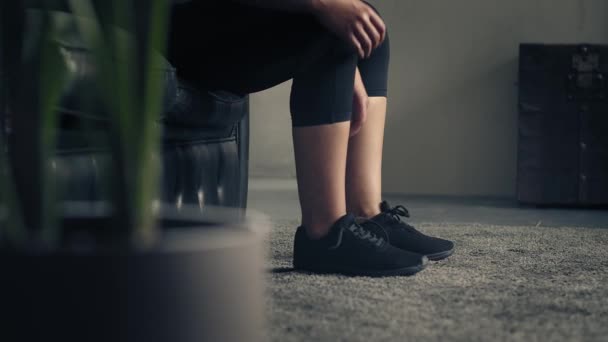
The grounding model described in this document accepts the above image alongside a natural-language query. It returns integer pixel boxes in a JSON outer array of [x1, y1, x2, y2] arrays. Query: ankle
[[305, 227, 330, 240], [302, 215, 344, 240], [348, 205, 381, 219]]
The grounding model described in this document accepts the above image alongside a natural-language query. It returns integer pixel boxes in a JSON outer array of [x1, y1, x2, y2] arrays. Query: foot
[[367, 201, 455, 261], [293, 213, 428, 277]]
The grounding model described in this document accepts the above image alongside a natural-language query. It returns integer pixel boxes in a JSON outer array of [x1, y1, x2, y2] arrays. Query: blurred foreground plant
[[0, 0, 169, 248], [68, 0, 169, 246]]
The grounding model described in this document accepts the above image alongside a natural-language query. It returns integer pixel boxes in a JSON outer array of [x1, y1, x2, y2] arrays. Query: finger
[[350, 122, 362, 137], [363, 18, 381, 50], [350, 108, 363, 137], [353, 111, 367, 134], [349, 33, 365, 59], [351, 110, 367, 136], [359, 102, 368, 125], [368, 10, 386, 44], [349, 115, 359, 136], [354, 23, 373, 58]]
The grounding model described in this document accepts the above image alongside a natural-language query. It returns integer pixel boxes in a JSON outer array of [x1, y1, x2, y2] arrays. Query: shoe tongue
[[320, 214, 356, 247], [371, 211, 394, 225], [333, 213, 356, 233], [379, 201, 392, 212], [339, 213, 356, 225], [375, 201, 396, 222]]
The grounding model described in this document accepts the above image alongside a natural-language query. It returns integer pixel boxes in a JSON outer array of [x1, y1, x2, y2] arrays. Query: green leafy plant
[[0, 0, 169, 248], [67, 0, 169, 246]]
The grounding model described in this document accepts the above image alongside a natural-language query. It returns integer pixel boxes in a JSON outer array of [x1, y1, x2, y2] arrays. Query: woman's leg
[[342, 32, 455, 260], [293, 122, 350, 239], [289, 36, 358, 239], [345, 32, 391, 218], [345, 96, 387, 218]]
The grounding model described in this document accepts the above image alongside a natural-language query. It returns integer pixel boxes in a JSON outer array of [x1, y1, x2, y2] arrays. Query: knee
[[290, 50, 358, 127], [361, 1, 389, 56], [363, 1, 379, 14], [362, 1, 386, 23]]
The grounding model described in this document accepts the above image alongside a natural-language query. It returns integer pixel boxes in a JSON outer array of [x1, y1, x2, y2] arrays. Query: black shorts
[[168, 1, 389, 127]]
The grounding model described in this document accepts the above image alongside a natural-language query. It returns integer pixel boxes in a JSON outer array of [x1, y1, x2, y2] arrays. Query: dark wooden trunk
[[517, 44, 608, 206]]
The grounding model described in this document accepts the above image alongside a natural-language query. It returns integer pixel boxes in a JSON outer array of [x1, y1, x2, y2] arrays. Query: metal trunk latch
[[567, 45, 606, 101]]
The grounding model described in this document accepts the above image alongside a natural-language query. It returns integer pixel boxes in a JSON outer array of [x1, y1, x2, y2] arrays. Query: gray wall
[[249, 0, 608, 197]]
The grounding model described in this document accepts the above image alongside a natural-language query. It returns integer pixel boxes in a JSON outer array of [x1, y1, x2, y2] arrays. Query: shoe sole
[[426, 248, 455, 261], [294, 256, 429, 278]]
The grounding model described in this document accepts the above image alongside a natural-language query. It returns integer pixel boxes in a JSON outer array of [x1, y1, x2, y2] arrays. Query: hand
[[350, 67, 368, 137], [311, 0, 386, 59]]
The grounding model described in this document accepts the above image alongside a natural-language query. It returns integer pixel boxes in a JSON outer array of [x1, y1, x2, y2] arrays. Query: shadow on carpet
[[265, 220, 608, 342]]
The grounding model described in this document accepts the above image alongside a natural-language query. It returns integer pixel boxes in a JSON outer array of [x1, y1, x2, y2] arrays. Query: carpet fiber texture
[[266, 220, 608, 342]]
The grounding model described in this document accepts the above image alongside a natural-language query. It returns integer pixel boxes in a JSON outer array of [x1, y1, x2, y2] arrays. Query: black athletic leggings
[[168, 1, 389, 127]]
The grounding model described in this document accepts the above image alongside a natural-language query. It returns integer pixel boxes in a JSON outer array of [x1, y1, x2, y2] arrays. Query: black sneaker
[[293, 213, 428, 277], [369, 201, 455, 261]]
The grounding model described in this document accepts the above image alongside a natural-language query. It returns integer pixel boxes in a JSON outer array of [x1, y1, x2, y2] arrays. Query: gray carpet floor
[[265, 219, 608, 342]]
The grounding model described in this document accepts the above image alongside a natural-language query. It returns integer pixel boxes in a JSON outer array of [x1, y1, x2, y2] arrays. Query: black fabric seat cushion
[[52, 139, 243, 208]]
